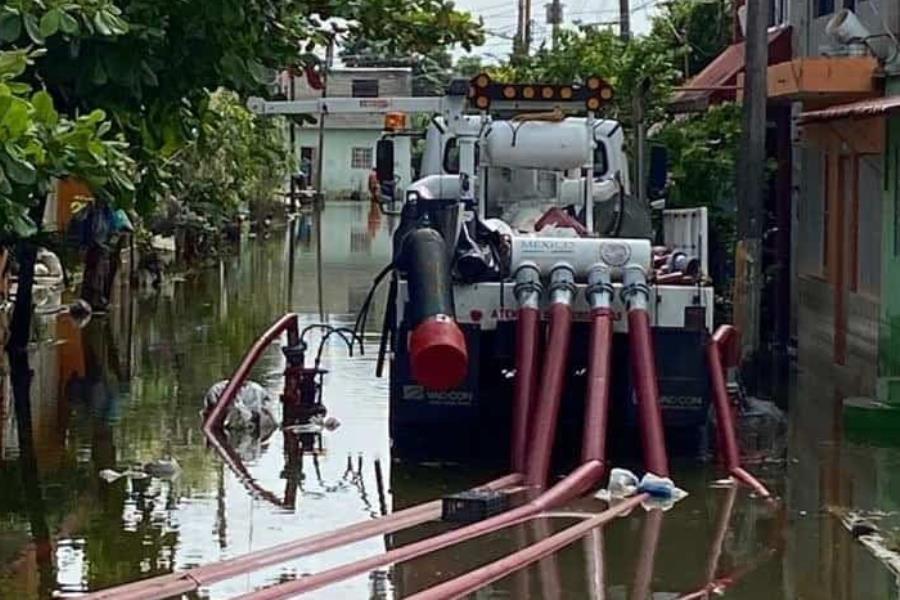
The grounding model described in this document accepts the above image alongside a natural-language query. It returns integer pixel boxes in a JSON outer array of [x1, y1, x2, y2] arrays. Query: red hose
[[582, 307, 614, 466], [203, 313, 300, 433], [235, 461, 605, 600], [630, 509, 664, 600], [628, 309, 669, 477], [512, 307, 541, 472], [707, 326, 771, 499], [405, 494, 648, 600], [84, 475, 522, 600], [526, 302, 574, 487]]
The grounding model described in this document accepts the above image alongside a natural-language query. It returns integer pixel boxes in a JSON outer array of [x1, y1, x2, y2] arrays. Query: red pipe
[[203, 313, 300, 433], [235, 461, 605, 600], [707, 326, 771, 498], [512, 306, 541, 472], [405, 494, 648, 600], [628, 308, 670, 477], [84, 474, 522, 600], [582, 307, 614, 466], [526, 302, 574, 487], [630, 509, 664, 600]]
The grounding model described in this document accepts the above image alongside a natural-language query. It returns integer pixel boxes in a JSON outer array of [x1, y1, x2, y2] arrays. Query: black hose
[[352, 262, 394, 354], [376, 273, 398, 379], [400, 228, 453, 328]]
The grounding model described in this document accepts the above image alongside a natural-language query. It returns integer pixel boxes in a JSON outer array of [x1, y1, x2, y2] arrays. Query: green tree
[[0, 46, 133, 349]]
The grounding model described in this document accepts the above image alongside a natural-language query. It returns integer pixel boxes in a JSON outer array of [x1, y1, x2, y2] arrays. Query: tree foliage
[[1, 0, 484, 233], [0, 47, 133, 242], [175, 90, 289, 227]]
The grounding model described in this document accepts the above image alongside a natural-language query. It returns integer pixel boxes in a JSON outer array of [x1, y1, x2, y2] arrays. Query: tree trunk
[[7, 199, 46, 354]]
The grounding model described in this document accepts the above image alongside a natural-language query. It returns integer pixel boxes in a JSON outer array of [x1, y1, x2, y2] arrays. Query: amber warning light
[[384, 112, 408, 131]]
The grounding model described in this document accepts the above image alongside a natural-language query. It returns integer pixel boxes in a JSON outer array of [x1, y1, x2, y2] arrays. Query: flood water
[[0, 203, 897, 599]]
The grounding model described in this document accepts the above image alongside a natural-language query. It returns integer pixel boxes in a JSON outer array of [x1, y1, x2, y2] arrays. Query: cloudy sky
[[454, 0, 658, 61]]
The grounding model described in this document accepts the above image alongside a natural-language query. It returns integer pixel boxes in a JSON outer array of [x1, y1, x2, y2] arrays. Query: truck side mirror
[[376, 139, 395, 183], [647, 145, 668, 200]]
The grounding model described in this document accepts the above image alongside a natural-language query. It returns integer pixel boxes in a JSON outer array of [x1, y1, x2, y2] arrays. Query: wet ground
[[0, 202, 898, 599]]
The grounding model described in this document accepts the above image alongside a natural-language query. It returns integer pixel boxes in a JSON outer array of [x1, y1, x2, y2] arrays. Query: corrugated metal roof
[[671, 26, 792, 112], [799, 95, 900, 123]]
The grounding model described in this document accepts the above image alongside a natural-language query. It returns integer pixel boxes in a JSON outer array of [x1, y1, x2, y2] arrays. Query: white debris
[[204, 380, 278, 437], [594, 468, 688, 512]]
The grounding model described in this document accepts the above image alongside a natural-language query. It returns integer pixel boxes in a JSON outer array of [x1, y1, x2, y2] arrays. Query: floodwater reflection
[[0, 202, 896, 599]]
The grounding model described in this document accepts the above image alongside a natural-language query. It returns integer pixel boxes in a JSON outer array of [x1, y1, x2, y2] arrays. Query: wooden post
[[733, 0, 768, 361]]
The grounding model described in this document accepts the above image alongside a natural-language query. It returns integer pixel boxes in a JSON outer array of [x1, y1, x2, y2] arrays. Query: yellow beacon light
[[384, 112, 407, 131]]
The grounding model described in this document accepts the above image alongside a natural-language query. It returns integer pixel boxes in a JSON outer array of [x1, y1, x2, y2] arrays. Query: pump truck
[[249, 74, 746, 469], [88, 75, 769, 600]]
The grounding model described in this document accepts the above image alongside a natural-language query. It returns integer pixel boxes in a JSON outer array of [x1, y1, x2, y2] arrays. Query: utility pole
[[733, 0, 768, 362], [314, 37, 334, 208], [546, 0, 563, 48], [619, 0, 630, 41], [524, 0, 532, 54], [289, 71, 297, 213], [515, 0, 525, 58]]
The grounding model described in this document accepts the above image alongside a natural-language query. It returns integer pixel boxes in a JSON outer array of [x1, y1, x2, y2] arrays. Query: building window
[[352, 79, 379, 98], [814, 0, 835, 18], [351, 147, 373, 169]]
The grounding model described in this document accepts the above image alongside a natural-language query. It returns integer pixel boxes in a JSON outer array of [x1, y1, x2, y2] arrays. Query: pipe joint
[[585, 265, 614, 311], [621, 265, 650, 311], [547, 263, 576, 305], [514, 262, 544, 309]]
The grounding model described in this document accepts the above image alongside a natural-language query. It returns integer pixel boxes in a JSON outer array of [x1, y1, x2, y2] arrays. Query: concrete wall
[[284, 68, 413, 200], [788, 1, 894, 392], [296, 128, 381, 200]]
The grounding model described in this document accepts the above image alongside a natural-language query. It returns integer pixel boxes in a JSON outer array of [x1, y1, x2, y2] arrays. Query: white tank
[[485, 120, 591, 171], [510, 236, 652, 281]]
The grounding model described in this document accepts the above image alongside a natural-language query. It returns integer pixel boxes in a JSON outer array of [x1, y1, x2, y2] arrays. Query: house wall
[[296, 129, 382, 200], [787, 0, 893, 393], [285, 68, 413, 200]]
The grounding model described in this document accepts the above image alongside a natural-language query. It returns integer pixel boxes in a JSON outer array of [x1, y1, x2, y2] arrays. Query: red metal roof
[[800, 95, 900, 123], [671, 26, 793, 111]]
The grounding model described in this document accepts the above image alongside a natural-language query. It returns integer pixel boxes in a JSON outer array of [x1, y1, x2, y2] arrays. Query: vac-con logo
[[403, 385, 474, 405]]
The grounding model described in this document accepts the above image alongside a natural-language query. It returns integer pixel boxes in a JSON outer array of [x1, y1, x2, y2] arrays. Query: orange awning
[[671, 26, 793, 112]]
